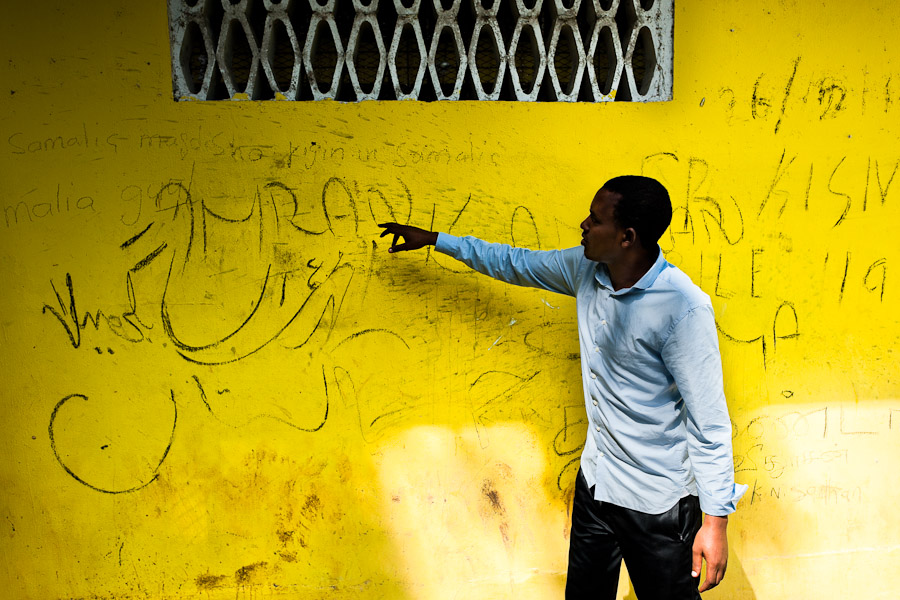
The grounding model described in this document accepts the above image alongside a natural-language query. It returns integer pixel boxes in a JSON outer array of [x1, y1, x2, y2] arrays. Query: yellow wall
[[2, 2, 899, 599]]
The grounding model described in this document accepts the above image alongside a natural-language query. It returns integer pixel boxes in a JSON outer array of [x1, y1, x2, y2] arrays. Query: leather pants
[[565, 469, 702, 600]]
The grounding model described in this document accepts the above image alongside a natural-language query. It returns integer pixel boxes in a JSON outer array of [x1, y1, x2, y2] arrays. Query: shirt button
[[595, 425, 601, 432], [599, 452, 605, 458], [590, 372, 597, 379], [594, 346, 600, 353], [601, 319, 607, 326], [592, 400, 599, 406]]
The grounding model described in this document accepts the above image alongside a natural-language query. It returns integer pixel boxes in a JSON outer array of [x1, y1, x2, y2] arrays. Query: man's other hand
[[378, 223, 438, 253], [691, 514, 728, 592]]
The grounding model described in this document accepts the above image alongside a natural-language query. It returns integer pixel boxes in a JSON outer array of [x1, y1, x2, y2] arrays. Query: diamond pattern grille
[[167, 0, 672, 101]]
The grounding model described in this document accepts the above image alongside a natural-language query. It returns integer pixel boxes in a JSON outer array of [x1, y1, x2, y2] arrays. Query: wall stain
[[276, 528, 293, 543], [482, 479, 512, 548], [498, 522, 511, 547], [195, 573, 227, 589], [482, 480, 504, 514], [235, 561, 267, 584], [301, 493, 321, 518], [336, 455, 353, 482]]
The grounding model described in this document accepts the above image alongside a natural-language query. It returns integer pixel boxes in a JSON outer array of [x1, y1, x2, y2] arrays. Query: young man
[[378, 176, 746, 599]]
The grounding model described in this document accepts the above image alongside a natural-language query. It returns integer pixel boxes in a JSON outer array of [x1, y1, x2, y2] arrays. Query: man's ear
[[621, 227, 638, 248]]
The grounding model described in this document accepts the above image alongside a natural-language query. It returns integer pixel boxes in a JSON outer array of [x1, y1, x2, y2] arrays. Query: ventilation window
[[167, 0, 673, 101]]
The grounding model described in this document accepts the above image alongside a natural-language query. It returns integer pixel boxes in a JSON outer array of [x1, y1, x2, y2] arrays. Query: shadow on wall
[[620, 551, 757, 600]]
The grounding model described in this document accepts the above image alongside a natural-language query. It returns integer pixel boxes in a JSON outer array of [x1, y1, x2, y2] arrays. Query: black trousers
[[566, 469, 702, 600]]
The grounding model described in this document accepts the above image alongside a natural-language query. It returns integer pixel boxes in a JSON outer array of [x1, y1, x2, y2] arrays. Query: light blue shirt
[[435, 233, 747, 516]]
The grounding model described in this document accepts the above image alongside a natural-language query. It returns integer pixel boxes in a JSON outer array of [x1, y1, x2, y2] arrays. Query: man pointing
[[378, 176, 746, 599]]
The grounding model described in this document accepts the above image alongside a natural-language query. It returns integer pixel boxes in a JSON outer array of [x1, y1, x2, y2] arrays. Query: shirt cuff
[[434, 232, 459, 255], [700, 482, 749, 516]]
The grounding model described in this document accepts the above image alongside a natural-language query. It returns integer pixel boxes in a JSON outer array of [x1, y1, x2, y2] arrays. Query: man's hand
[[378, 223, 438, 253], [691, 514, 728, 592]]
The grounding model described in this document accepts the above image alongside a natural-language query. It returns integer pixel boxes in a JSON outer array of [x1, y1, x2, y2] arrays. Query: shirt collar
[[593, 246, 667, 296]]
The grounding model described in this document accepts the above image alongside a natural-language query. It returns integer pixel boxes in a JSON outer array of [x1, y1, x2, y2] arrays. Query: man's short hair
[[602, 175, 672, 250]]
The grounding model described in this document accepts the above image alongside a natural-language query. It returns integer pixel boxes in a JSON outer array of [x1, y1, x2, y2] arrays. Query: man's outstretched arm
[[378, 223, 437, 253], [378, 223, 582, 296]]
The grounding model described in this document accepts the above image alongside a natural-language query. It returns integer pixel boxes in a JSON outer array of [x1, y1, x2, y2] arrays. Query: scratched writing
[[732, 404, 899, 507], [733, 443, 849, 479], [734, 404, 900, 444], [42, 272, 148, 346], [714, 57, 900, 129], [641, 152, 746, 249], [639, 149, 894, 373], [48, 391, 177, 494], [469, 370, 542, 449], [279, 139, 503, 170], [827, 251, 889, 304], [758, 151, 898, 226], [747, 478, 863, 506], [551, 400, 898, 500], [4, 184, 96, 229], [330, 328, 422, 444], [644, 150, 898, 249], [7, 124, 127, 155], [40, 173, 468, 491], [552, 403, 588, 490], [5, 124, 505, 170], [30, 150, 898, 503], [41, 174, 442, 359]]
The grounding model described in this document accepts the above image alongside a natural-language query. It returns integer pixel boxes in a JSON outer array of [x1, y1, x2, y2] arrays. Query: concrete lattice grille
[[167, 0, 672, 101]]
